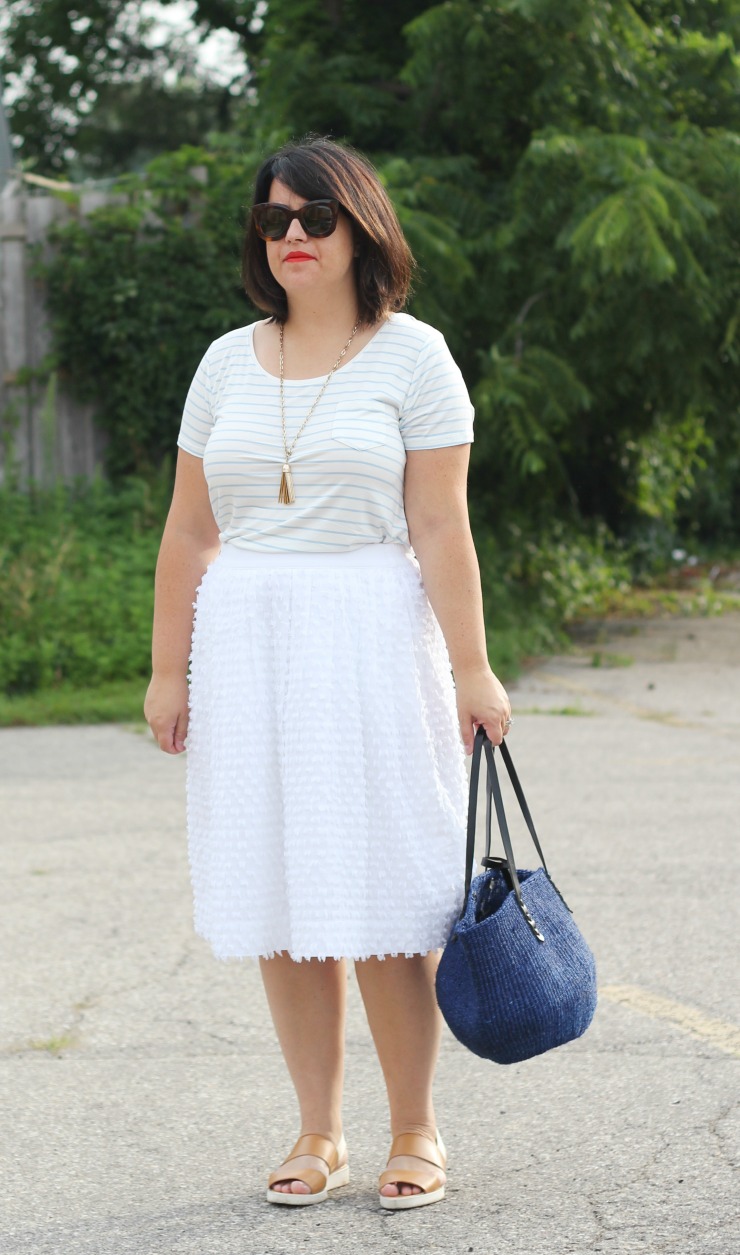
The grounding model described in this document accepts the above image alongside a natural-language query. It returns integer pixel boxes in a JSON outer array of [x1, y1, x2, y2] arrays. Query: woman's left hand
[[454, 663, 512, 753]]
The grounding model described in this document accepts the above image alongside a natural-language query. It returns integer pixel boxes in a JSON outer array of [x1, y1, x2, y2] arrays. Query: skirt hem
[[194, 930, 451, 965]]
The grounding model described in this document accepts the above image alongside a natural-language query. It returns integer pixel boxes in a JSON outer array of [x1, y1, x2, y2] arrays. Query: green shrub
[[42, 148, 255, 479], [476, 517, 633, 675], [0, 472, 169, 696], [498, 520, 632, 623], [1, 472, 723, 711]]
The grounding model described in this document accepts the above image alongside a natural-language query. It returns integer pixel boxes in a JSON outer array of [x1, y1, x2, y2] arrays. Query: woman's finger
[[459, 702, 512, 753], [472, 711, 512, 746], [151, 713, 187, 754], [158, 723, 178, 754], [173, 708, 189, 753], [459, 712, 475, 755]]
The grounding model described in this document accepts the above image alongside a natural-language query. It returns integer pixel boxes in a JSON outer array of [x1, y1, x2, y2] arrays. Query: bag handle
[[486, 738, 551, 877], [482, 739, 545, 941], [461, 725, 571, 939], [463, 725, 528, 903]]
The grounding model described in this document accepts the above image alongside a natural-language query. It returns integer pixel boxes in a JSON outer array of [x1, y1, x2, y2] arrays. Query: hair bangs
[[264, 152, 340, 207]]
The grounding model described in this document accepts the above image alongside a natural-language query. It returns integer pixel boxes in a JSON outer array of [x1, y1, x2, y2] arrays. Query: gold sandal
[[266, 1133, 349, 1206], [378, 1130, 447, 1210]]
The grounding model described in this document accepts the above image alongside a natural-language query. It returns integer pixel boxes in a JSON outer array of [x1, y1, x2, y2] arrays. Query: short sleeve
[[177, 349, 214, 458], [399, 331, 474, 450]]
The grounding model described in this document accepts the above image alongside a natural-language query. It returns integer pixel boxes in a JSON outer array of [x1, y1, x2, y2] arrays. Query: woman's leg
[[354, 951, 445, 1198], [259, 953, 347, 1194]]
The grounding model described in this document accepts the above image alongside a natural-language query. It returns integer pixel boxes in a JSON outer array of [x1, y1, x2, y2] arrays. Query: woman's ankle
[[297, 1121, 345, 1146], [388, 1118, 437, 1142]]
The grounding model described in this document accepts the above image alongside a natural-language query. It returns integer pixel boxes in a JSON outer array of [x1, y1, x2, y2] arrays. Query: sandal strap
[[379, 1166, 445, 1194], [286, 1133, 338, 1170], [388, 1132, 446, 1169], [268, 1165, 327, 1194], [267, 1133, 340, 1193]]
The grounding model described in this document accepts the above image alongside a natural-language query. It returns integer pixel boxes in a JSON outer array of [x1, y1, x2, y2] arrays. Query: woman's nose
[[285, 215, 307, 242]]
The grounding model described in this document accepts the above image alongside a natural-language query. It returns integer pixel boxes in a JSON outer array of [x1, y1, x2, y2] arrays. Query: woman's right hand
[[144, 674, 190, 754]]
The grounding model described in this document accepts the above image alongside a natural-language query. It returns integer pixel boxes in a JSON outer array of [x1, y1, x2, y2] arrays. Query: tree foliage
[[1, 0, 251, 174], [43, 147, 253, 475], [14, 0, 740, 543]]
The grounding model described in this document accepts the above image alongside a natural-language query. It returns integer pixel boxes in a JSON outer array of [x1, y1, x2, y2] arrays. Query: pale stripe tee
[[176, 311, 474, 553]]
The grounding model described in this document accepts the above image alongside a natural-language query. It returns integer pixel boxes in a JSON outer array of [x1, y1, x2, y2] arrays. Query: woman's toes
[[277, 1179, 311, 1194], [380, 1181, 421, 1197]]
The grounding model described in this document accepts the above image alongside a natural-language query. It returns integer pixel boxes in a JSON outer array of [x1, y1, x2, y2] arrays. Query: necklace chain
[[279, 320, 360, 460]]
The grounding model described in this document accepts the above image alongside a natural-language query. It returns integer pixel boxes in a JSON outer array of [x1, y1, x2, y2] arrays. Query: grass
[[515, 705, 595, 716], [582, 584, 740, 620], [3, 590, 738, 728], [27, 1033, 78, 1055], [1, 565, 738, 729], [590, 651, 634, 668], [0, 678, 148, 727]]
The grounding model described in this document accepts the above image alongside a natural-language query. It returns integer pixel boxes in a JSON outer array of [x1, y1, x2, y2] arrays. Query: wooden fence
[[0, 175, 111, 487]]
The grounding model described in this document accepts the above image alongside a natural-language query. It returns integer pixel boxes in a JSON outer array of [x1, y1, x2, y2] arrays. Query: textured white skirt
[[185, 541, 469, 961]]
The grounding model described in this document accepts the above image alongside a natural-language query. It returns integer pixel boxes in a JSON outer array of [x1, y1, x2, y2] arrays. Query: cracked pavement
[[1, 613, 738, 1254]]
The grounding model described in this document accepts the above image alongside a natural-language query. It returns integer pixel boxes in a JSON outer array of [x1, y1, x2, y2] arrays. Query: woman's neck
[[283, 290, 362, 340]]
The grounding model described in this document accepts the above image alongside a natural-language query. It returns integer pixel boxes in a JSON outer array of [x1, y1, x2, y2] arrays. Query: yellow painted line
[[601, 984, 740, 1059]]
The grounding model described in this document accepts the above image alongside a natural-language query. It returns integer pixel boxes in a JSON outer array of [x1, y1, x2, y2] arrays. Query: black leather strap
[[497, 739, 551, 878], [483, 739, 526, 907], [462, 723, 485, 905], [496, 738, 572, 914], [460, 725, 570, 936]]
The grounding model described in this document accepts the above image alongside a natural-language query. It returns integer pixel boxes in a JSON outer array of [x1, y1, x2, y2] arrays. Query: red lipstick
[[285, 252, 314, 261]]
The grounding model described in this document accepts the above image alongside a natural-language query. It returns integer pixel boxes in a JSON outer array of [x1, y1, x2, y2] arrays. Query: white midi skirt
[[185, 541, 469, 962]]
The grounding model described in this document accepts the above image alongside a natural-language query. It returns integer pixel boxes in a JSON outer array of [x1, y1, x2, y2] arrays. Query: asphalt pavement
[[1, 612, 738, 1255]]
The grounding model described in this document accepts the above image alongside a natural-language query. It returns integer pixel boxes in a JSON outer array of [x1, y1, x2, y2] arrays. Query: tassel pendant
[[278, 461, 295, 504]]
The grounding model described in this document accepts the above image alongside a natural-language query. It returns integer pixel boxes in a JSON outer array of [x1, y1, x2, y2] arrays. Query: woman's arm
[[403, 444, 511, 750], [144, 450, 221, 754]]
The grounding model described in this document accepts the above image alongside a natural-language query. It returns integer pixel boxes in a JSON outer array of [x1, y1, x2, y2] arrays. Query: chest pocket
[[331, 402, 396, 450]]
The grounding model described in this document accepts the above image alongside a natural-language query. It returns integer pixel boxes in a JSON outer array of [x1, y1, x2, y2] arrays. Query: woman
[[144, 136, 511, 1211]]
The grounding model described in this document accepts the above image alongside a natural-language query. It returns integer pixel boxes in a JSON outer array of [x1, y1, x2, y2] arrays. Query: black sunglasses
[[251, 198, 340, 241]]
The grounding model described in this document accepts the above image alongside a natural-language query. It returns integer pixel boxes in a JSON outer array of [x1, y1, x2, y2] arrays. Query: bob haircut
[[242, 137, 414, 326]]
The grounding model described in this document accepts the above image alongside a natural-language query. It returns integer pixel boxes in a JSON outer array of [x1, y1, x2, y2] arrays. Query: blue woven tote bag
[[436, 727, 597, 1064]]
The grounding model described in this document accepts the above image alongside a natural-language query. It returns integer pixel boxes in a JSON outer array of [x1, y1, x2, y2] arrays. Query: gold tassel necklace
[[278, 319, 360, 504]]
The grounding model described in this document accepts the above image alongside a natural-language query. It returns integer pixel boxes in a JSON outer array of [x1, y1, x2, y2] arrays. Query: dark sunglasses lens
[[253, 206, 288, 239], [303, 203, 336, 236]]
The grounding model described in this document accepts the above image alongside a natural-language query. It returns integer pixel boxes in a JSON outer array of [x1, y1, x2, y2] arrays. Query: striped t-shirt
[[176, 311, 474, 553]]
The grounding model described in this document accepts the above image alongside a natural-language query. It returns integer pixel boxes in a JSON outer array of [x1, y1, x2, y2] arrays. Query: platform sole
[[379, 1184, 446, 1210]]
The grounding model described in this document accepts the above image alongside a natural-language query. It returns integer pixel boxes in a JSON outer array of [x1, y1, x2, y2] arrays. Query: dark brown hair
[[242, 136, 414, 325]]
